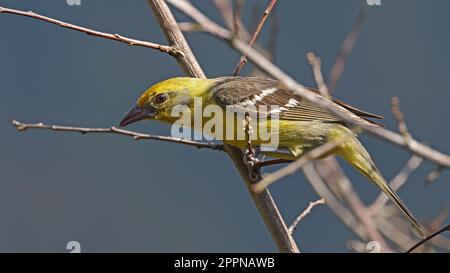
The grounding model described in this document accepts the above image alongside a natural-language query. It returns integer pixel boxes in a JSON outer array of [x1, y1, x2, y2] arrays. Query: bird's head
[[119, 77, 213, 127]]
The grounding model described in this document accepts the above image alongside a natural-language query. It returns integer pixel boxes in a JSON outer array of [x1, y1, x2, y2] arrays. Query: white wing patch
[[260, 88, 277, 97], [238, 87, 278, 107], [286, 98, 300, 108], [269, 106, 288, 114]]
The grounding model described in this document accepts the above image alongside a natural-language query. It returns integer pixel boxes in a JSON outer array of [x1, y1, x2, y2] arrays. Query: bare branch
[[289, 199, 325, 234], [0, 6, 179, 55], [12, 120, 223, 150], [178, 22, 204, 32], [306, 52, 329, 96], [407, 224, 450, 253], [426, 166, 444, 185], [233, 0, 278, 75], [391, 97, 412, 144], [232, 0, 244, 36], [328, 5, 367, 93]]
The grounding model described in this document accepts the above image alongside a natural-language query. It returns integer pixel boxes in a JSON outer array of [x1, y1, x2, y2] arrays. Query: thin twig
[[252, 138, 347, 193], [212, 0, 272, 60], [233, 0, 278, 75], [328, 5, 367, 93], [425, 207, 450, 251], [232, 0, 243, 37], [391, 97, 412, 144], [289, 199, 325, 234], [0, 6, 179, 56], [426, 166, 444, 185], [12, 120, 223, 150], [178, 22, 204, 32], [407, 224, 450, 253], [306, 52, 329, 96], [369, 155, 423, 215], [255, 158, 292, 168]]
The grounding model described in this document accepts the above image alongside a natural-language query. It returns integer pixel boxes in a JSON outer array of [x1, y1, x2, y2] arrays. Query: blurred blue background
[[0, 0, 449, 252]]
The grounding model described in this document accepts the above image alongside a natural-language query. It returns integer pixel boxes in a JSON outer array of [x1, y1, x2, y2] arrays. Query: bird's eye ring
[[155, 93, 167, 104]]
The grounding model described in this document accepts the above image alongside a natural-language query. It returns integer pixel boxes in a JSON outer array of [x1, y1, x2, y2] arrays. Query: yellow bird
[[119, 76, 425, 236]]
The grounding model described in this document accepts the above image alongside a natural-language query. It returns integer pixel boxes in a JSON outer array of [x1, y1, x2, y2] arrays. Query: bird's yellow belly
[[221, 119, 336, 159]]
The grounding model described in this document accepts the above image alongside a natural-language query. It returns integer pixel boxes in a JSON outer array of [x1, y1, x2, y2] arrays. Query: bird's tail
[[335, 135, 425, 237]]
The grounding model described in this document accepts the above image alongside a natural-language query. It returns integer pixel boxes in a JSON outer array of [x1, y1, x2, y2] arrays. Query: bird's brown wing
[[212, 77, 383, 126]]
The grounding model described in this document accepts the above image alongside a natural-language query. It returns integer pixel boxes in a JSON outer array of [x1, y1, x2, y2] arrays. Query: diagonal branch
[[407, 224, 450, 253], [289, 199, 325, 234], [232, 0, 278, 75]]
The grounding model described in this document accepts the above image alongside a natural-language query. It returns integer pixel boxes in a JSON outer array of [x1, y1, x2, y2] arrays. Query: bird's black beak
[[119, 105, 156, 127]]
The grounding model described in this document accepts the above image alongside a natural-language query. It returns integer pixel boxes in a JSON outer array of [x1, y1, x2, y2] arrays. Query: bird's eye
[[155, 93, 167, 104]]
